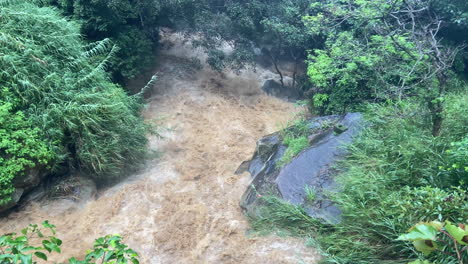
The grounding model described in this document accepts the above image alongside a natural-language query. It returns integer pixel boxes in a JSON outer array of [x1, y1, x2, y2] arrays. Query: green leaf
[[413, 240, 438, 256], [34, 252, 47, 261], [445, 222, 468, 245], [19, 253, 32, 264], [397, 222, 440, 241], [50, 237, 62, 246]]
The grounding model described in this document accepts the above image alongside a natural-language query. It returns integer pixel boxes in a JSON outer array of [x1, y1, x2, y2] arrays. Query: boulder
[[239, 113, 364, 224], [0, 188, 24, 213], [261, 79, 302, 102], [12, 168, 47, 192], [47, 175, 97, 202], [0, 168, 47, 213]]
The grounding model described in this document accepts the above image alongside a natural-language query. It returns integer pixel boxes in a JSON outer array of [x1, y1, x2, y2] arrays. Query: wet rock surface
[[0, 189, 24, 213], [45, 175, 97, 202], [240, 113, 364, 224], [261, 79, 303, 102], [0, 168, 47, 213], [1, 174, 97, 214]]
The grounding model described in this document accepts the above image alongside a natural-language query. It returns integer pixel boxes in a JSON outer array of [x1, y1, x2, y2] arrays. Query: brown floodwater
[[0, 33, 320, 264]]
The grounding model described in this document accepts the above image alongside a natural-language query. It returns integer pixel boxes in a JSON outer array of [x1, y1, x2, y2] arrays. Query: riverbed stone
[[47, 175, 97, 202], [0, 168, 47, 213], [261, 79, 302, 101], [239, 113, 364, 224], [0, 188, 24, 213]]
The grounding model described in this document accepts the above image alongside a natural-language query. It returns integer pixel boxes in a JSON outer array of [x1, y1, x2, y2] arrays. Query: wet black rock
[[261, 79, 303, 102], [0, 189, 24, 213], [0, 168, 47, 213], [239, 113, 364, 224], [1, 173, 97, 214]]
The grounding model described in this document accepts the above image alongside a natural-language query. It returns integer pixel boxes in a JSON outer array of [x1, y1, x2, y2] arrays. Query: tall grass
[[249, 95, 468, 263], [0, 2, 148, 183]]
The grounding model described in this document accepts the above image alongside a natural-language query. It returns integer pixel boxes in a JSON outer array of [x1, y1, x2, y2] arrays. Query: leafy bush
[[0, 94, 54, 204], [439, 137, 468, 188], [0, 2, 148, 190], [0, 221, 140, 264]]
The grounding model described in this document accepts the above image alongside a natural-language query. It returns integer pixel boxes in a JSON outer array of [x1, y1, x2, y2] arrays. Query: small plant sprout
[[304, 185, 317, 203]]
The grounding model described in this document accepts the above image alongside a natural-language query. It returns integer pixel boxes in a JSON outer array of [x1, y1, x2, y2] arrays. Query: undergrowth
[[249, 94, 468, 264], [249, 195, 322, 236], [277, 118, 310, 168]]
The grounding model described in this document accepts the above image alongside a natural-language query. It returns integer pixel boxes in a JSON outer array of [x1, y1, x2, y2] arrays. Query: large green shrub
[[0, 94, 53, 204], [0, 2, 147, 193]]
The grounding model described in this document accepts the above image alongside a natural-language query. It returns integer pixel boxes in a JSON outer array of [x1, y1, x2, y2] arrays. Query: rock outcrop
[[0, 172, 97, 213], [239, 113, 364, 224], [0, 168, 47, 213], [261, 79, 302, 102]]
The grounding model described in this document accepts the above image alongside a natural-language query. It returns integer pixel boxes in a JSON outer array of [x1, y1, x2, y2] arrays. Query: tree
[[383, 0, 466, 136], [168, 0, 317, 89], [44, 0, 163, 82], [305, 0, 466, 135]]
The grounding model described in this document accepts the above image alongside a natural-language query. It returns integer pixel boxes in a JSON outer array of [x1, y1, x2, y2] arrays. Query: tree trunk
[[292, 59, 298, 90], [430, 102, 443, 137], [430, 73, 447, 137], [267, 51, 285, 88], [272, 58, 284, 88]]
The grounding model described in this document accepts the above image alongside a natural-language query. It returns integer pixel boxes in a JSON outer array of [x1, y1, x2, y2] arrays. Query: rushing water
[[0, 33, 320, 264]]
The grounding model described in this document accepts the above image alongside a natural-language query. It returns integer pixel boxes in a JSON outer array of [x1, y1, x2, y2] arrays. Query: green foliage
[[168, 0, 315, 75], [0, 221, 139, 264], [304, 0, 467, 124], [249, 96, 468, 263], [69, 235, 139, 264], [249, 195, 320, 236], [442, 92, 468, 139], [0, 2, 147, 185], [277, 136, 309, 168], [439, 137, 468, 187], [111, 28, 154, 81], [314, 99, 467, 263], [304, 185, 316, 203], [44, 0, 162, 81], [277, 118, 310, 168], [398, 221, 468, 264], [0, 221, 61, 263], [306, 32, 422, 114], [304, 1, 431, 114], [0, 94, 53, 204]]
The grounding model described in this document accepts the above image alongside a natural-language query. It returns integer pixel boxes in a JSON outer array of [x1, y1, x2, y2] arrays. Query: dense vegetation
[[0, 1, 147, 204], [252, 96, 467, 263], [246, 1, 467, 263], [40, 0, 164, 82], [0, 0, 466, 263]]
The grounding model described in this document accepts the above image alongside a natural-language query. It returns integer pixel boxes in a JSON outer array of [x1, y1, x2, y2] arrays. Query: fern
[[0, 2, 148, 192]]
